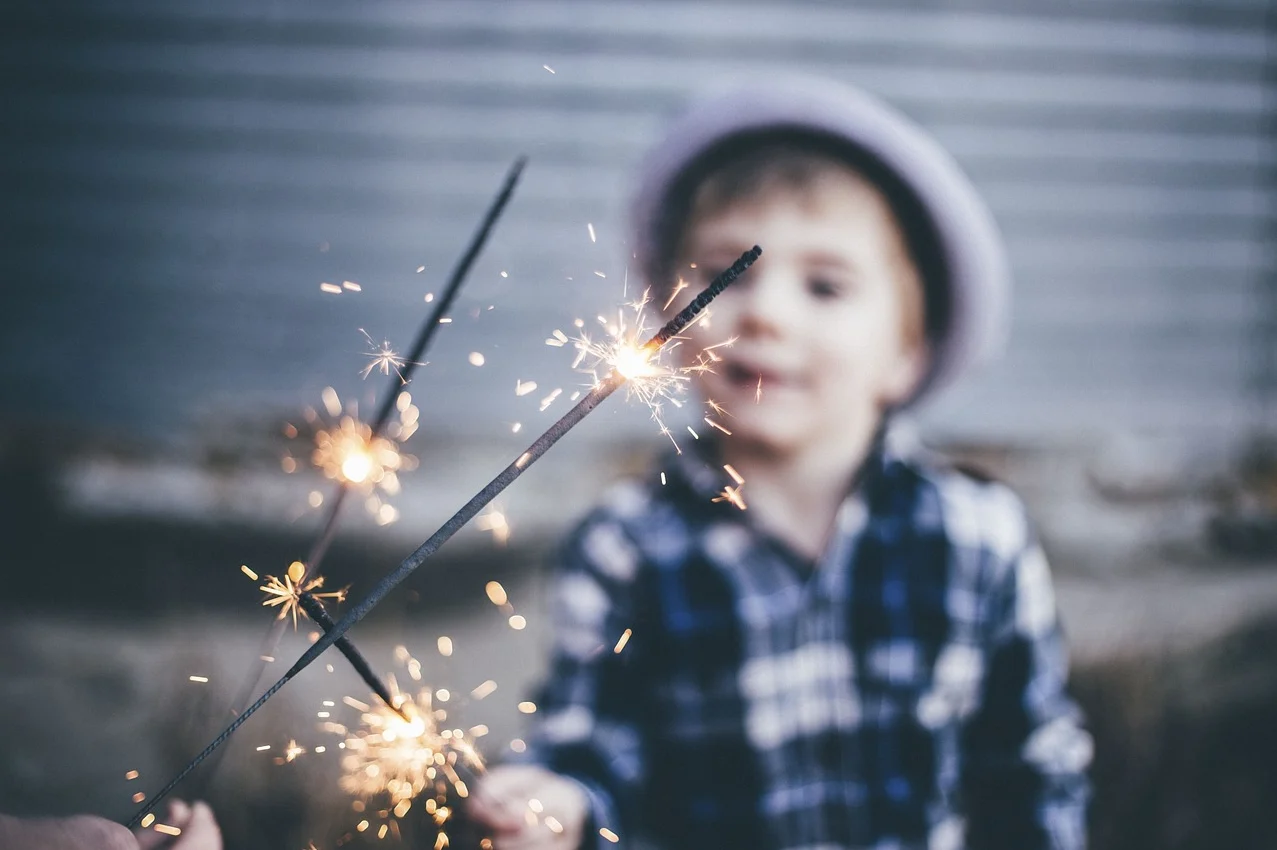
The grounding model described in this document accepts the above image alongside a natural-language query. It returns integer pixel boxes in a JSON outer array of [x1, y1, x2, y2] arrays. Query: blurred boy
[[471, 77, 1091, 850]]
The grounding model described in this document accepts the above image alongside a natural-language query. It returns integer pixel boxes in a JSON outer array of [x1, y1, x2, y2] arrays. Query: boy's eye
[[807, 277, 843, 299]]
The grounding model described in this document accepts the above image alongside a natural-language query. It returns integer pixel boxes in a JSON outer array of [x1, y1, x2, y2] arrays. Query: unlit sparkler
[[128, 246, 760, 827]]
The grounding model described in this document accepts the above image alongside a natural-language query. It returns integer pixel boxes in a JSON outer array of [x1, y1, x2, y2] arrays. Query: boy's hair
[[652, 129, 951, 354]]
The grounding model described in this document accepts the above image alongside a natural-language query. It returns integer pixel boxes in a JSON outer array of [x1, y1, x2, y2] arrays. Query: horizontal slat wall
[[1, 0, 1272, 445]]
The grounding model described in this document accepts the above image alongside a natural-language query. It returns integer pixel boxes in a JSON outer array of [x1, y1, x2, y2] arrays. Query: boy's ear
[[881, 341, 928, 407]]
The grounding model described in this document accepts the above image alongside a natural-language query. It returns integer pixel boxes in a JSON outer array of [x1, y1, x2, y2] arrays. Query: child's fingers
[[468, 788, 529, 833], [134, 800, 222, 850], [171, 802, 221, 850]]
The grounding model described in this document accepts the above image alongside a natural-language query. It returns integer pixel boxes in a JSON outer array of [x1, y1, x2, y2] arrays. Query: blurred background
[[1, 0, 1274, 848]]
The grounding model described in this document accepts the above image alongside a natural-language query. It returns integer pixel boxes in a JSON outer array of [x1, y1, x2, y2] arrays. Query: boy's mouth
[[721, 359, 791, 390]]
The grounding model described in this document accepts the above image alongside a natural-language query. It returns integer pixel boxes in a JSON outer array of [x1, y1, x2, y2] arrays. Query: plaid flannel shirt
[[525, 433, 1091, 850]]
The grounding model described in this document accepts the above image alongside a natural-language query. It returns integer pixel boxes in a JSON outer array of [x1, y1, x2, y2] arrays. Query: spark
[[508, 615, 527, 630], [662, 278, 689, 311], [538, 388, 562, 411], [342, 280, 362, 292], [359, 330, 411, 381], [125, 770, 139, 780], [708, 461, 747, 513], [188, 675, 209, 684], [587, 223, 596, 243], [320, 282, 342, 294], [153, 824, 182, 837], [600, 827, 620, 843], [470, 680, 497, 700], [613, 629, 632, 653], [436, 636, 453, 657], [756, 375, 764, 403], [705, 417, 732, 435], [515, 379, 538, 397], [476, 506, 510, 545], [283, 739, 307, 762], [468, 352, 485, 366], [543, 64, 556, 74], [140, 814, 155, 829], [713, 484, 747, 511], [485, 581, 508, 606], [256, 560, 349, 630]]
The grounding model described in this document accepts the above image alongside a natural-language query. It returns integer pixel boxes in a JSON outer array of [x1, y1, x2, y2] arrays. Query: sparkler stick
[[224, 156, 528, 727], [127, 245, 761, 828], [296, 593, 408, 722]]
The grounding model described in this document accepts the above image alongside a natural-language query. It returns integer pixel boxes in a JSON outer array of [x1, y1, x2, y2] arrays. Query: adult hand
[[0, 812, 138, 850], [469, 764, 588, 849], [134, 800, 221, 850]]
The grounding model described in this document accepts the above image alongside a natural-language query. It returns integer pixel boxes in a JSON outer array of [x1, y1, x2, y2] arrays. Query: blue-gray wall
[[3, 0, 1273, 447]]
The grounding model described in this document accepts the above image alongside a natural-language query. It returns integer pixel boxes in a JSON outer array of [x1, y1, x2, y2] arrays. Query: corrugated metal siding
[[2, 0, 1272, 444]]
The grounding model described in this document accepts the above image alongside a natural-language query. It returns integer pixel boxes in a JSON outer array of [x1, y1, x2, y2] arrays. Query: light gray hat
[[630, 75, 1010, 407]]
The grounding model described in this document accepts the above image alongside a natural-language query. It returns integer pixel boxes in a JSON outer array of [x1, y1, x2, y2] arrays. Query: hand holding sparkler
[[469, 765, 587, 849], [127, 246, 761, 828]]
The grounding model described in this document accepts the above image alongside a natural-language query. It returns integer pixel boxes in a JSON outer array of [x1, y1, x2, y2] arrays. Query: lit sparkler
[[128, 246, 761, 827], [563, 286, 738, 451], [333, 683, 483, 808], [305, 387, 419, 506], [325, 652, 484, 848], [252, 560, 348, 630]]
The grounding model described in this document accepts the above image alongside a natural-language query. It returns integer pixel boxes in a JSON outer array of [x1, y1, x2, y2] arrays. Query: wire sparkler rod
[[223, 156, 528, 728], [127, 245, 761, 827]]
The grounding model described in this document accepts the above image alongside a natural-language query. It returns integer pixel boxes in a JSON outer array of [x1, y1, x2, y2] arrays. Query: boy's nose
[[733, 266, 802, 339]]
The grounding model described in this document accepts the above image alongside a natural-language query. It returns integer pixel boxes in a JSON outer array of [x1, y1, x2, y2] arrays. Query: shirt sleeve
[[523, 509, 650, 850], [962, 530, 1093, 850]]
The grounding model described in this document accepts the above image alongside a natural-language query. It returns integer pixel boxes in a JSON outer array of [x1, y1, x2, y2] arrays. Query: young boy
[[470, 77, 1091, 850]]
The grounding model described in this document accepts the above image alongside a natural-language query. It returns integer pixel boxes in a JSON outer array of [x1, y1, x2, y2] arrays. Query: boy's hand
[[134, 801, 222, 850], [470, 765, 588, 849]]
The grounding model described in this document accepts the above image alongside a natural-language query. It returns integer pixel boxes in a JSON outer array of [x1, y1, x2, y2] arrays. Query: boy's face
[[674, 171, 926, 455]]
